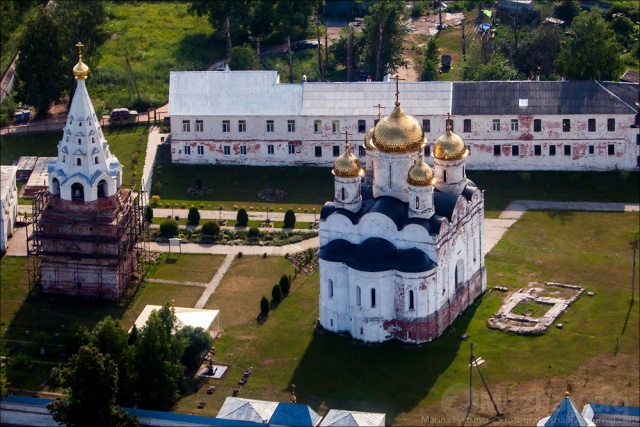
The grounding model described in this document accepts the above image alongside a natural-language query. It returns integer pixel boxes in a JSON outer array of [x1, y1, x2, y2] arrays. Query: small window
[[238, 120, 246, 132], [422, 119, 430, 133], [358, 120, 366, 133], [267, 144, 274, 155], [608, 144, 614, 155], [332, 120, 340, 134], [533, 119, 541, 132], [197, 145, 204, 156], [315, 146, 322, 157], [341, 187, 345, 200], [91, 137, 95, 144], [66, 136, 69, 142], [588, 145, 595, 155], [443, 170, 447, 182], [79, 121, 82, 127], [328, 279, 333, 298], [314, 120, 322, 133], [588, 118, 596, 132], [222, 120, 230, 133], [493, 119, 500, 132], [534, 145, 541, 156], [424, 146, 431, 157], [358, 146, 366, 156], [223, 145, 231, 156], [78, 138, 82, 145], [184, 145, 191, 156], [415, 196, 419, 209], [549, 145, 556, 156], [182, 120, 190, 132], [266, 120, 274, 132], [94, 156, 99, 164], [512, 145, 519, 156], [76, 158, 82, 166], [493, 145, 501, 156], [463, 119, 471, 133], [409, 290, 414, 310], [287, 120, 296, 132], [371, 288, 376, 308], [195, 119, 204, 132], [564, 145, 571, 156], [288, 143, 295, 155], [240, 145, 247, 156], [62, 155, 65, 163], [333, 145, 340, 157], [607, 118, 615, 132], [511, 119, 519, 132], [356, 286, 361, 306], [562, 119, 570, 132]]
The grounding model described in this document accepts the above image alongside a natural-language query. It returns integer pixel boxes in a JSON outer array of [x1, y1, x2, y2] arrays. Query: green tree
[[464, 50, 518, 81], [260, 295, 270, 316], [227, 44, 261, 70], [248, 227, 260, 238], [63, 322, 91, 356], [514, 25, 563, 79], [362, 0, 408, 80], [554, 0, 581, 25], [271, 284, 282, 303], [283, 209, 296, 228], [236, 208, 249, 226], [159, 219, 179, 237], [201, 220, 221, 237], [134, 310, 186, 410], [15, 6, 66, 117], [187, 207, 200, 225], [46, 345, 138, 427], [145, 206, 153, 223], [421, 38, 440, 81], [279, 274, 291, 295], [555, 10, 623, 80], [175, 326, 214, 370]]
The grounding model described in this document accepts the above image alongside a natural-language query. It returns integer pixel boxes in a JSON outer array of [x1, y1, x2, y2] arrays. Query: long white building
[[169, 71, 639, 171]]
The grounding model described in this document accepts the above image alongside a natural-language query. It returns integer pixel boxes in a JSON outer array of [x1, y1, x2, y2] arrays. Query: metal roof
[[169, 71, 302, 117], [596, 81, 639, 113], [216, 397, 279, 424], [301, 81, 452, 117], [320, 409, 385, 426], [269, 402, 321, 427], [545, 397, 588, 427], [1, 166, 17, 201], [451, 81, 638, 115]]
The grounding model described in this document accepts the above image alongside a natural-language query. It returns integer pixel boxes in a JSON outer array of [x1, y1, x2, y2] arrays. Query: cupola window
[[415, 196, 419, 209], [341, 187, 345, 200], [328, 279, 334, 298], [94, 156, 99, 164], [409, 290, 415, 310], [356, 286, 361, 306], [76, 158, 82, 166], [371, 288, 376, 308], [443, 170, 447, 183], [78, 138, 81, 145]]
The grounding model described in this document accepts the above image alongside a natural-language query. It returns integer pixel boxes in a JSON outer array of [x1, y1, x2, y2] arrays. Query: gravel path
[[194, 253, 234, 309]]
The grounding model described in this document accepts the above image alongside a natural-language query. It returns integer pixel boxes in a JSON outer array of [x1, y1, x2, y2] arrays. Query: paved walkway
[[142, 125, 166, 195], [145, 278, 207, 287], [194, 254, 234, 309]]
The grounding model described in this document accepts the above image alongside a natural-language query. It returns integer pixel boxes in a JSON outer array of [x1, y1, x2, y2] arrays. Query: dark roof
[[317, 237, 436, 273], [620, 69, 639, 84], [589, 404, 640, 426], [545, 397, 587, 427], [269, 403, 320, 427], [596, 81, 639, 113], [451, 81, 637, 115]]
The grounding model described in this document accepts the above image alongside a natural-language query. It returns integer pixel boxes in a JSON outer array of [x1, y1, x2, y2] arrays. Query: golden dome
[[364, 127, 376, 151], [333, 142, 362, 178], [373, 102, 424, 153], [433, 124, 467, 160], [407, 151, 434, 186], [73, 56, 89, 80]]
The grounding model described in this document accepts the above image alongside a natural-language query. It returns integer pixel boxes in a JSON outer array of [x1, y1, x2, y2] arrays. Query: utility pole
[[632, 232, 638, 302], [347, 25, 353, 82], [287, 36, 293, 83], [461, 20, 466, 60]]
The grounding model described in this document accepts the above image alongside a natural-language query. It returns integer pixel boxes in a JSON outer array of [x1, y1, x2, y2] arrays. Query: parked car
[[292, 40, 320, 52], [109, 108, 138, 124]]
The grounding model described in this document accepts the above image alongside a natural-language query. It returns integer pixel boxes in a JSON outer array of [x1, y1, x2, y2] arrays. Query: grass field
[[151, 253, 225, 283], [0, 125, 148, 189]]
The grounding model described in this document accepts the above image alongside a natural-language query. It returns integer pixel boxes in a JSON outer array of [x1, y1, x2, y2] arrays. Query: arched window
[[79, 121, 82, 127], [455, 259, 464, 290], [341, 187, 345, 200], [443, 169, 447, 183], [356, 286, 361, 306], [76, 158, 82, 166], [97, 179, 107, 198], [51, 178, 60, 195], [388, 165, 392, 187], [409, 290, 415, 310], [71, 183, 84, 202], [371, 288, 376, 308], [328, 279, 333, 298], [415, 196, 419, 209]]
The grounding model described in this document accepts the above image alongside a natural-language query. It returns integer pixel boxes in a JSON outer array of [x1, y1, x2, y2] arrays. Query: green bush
[[150, 195, 161, 207], [271, 284, 282, 303], [248, 227, 260, 238], [8, 353, 30, 371], [279, 274, 291, 294], [159, 219, 179, 237], [237, 208, 249, 226], [187, 207, 200, 225], [260, 296, 270, 316], [284, 209, 296, 228], [201, 220, 220, 237]]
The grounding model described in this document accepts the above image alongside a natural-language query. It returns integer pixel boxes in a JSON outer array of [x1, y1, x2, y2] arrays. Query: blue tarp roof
[[545, 397, 588, 427], [269, 402, 321, 426]]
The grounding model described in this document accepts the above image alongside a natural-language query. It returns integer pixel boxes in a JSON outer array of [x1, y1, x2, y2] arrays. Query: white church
[[317, 84, 485, 344]]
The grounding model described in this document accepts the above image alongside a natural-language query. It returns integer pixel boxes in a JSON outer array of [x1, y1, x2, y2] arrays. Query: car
[[292, 40, 320, 52]]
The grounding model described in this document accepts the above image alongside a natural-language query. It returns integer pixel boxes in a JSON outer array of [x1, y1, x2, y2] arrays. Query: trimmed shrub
[[248, 227, 260, 238], [272, 284, 282, 303], [260, 296, 270, 316], [160, 219, 179, 237], [188, 207, 201, 225], [201, 220, 221, 237], [150, 195, 161, 207], [284, 209, 296, 228], [279, 274, 291, 294], [237, 252, 243, 258], [237, 208, 249, 226]]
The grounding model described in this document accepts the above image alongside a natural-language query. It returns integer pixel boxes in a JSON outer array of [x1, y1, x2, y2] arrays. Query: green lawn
[[0, 125, 148, 189], [149, 253, 225, 283]]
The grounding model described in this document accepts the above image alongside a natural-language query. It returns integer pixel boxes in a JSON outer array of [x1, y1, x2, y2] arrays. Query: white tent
[[320, 409, 386, 426], [131, 305, 219, 334], [216, 397, 279, 424]]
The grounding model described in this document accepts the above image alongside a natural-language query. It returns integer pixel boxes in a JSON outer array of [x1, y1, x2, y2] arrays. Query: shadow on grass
[[546, 210, 574, 224], [288, 299, 480, 424], [621, 299, 635, 335], [164, 254, 180, 264]]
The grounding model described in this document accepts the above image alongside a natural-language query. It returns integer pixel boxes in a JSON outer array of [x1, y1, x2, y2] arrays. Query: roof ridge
[[595, 80, 638, 113]]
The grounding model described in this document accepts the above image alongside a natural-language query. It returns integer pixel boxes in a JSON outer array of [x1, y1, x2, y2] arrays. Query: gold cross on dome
[[373, 103, 385, 120], [389, 74, 405, 104], [444, 112, 455, 130], [341, 130, 352, 148], [75, 42, 84, 57]]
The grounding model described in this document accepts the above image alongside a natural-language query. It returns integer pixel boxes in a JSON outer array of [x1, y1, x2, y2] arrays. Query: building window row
[[493, 144, 615, 156]]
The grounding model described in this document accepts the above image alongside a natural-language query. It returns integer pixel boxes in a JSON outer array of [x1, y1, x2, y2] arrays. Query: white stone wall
[[0, 167, 18, 253], [171, 113, 638, 170]]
